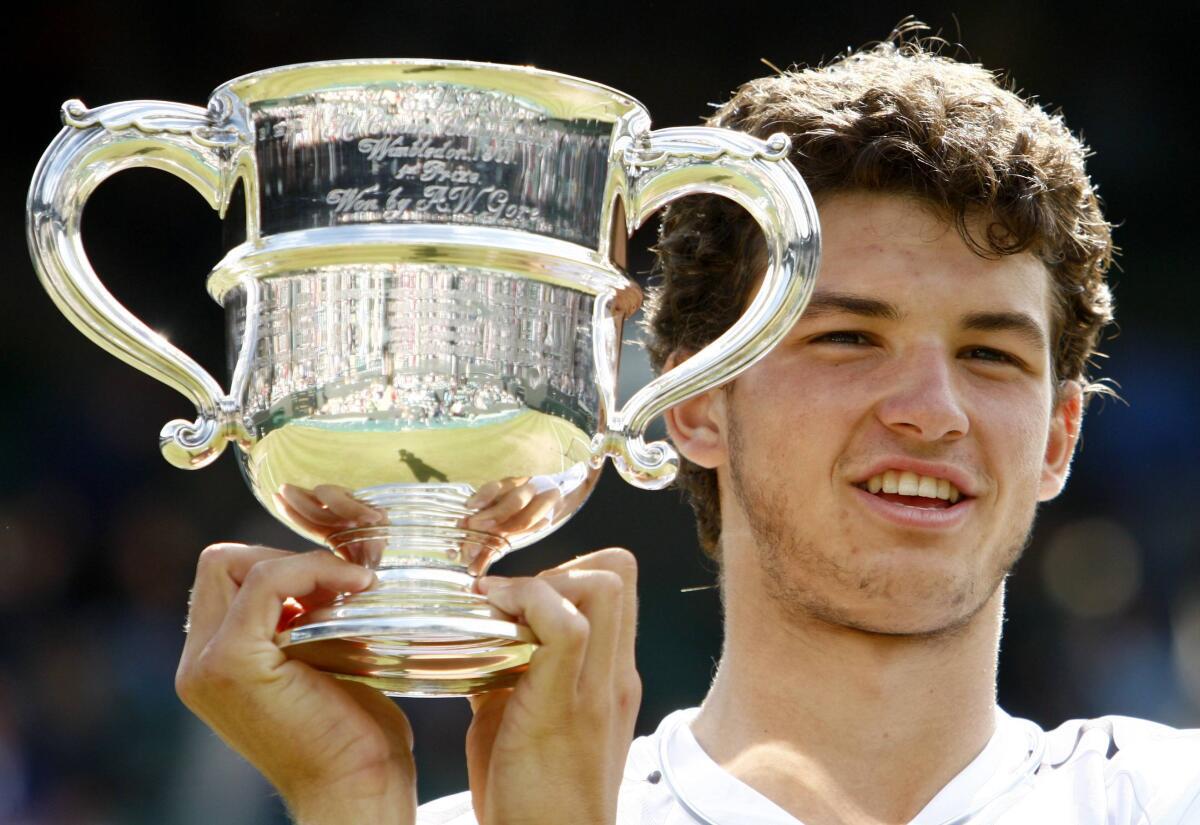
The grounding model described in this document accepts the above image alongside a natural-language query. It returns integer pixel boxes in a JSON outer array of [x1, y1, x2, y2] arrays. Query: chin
[[765, 564, 1003, 639], [824, 598, 988, 639]]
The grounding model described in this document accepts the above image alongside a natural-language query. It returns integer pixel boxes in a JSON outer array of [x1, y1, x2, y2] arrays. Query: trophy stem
[[275, 490, 534, 696]]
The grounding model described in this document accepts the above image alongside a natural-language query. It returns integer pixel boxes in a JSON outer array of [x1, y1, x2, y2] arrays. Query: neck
[[691, 557, 1002, 825]]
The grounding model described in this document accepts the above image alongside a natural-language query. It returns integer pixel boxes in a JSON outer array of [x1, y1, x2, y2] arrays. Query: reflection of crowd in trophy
[[313, 373, 522, 423], [230, 264, 602, 433]]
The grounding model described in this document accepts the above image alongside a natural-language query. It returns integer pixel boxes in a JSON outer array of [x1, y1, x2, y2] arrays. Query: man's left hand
[[465, 547, 641, 825]]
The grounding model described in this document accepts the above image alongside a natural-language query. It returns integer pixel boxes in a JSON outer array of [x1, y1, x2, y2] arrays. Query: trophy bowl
[[28, 59, 819, 696]]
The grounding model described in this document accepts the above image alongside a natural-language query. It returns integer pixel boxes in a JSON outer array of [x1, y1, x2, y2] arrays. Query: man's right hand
[[174, 543, 417, 825]]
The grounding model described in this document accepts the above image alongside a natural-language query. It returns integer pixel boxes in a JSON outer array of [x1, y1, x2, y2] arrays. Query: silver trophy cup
[[28, 60, 819, 696]]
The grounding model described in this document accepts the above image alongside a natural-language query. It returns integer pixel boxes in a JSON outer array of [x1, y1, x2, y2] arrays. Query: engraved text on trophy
[[251, 85, 612, 246]]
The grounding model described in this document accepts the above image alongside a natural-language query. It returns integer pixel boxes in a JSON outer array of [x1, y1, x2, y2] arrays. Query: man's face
[[673, 192, 1081, 636]]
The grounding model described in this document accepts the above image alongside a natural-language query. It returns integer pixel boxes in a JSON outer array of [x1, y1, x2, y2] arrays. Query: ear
[[1039, 380, 1083, 501], [661, 351, 729, 470]]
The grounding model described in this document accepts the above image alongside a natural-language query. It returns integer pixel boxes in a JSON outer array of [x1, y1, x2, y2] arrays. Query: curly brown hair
[[643, 33, 1116, 560]]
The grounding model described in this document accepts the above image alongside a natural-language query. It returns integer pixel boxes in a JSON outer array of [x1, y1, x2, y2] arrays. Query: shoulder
[[1031, 713, 1200, 823], [1040, 713, 1200, 779]]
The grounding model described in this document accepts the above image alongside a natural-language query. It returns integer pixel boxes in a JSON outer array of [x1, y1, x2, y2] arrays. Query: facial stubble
[[724, 404, 1033, 641]]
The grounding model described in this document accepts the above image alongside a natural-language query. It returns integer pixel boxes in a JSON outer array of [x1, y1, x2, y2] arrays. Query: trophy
[[28, 60, 819, 696]]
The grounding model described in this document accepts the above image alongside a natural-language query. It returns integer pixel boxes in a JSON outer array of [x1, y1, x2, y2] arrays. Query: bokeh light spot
[[1040, 517, 1142, 618]]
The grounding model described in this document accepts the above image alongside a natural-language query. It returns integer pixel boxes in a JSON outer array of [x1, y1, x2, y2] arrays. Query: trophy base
[[276, 567, 535, 697]]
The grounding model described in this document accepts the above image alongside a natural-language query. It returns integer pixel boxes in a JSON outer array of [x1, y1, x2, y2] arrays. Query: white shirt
[[416, 706, 1200, 824]]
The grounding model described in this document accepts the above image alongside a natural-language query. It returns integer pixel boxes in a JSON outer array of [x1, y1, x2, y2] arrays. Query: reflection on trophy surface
[[28, 59, 819, 695]]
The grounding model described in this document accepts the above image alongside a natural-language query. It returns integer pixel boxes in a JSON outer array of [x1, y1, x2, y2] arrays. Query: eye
[[961, 346, 1019, 366], [813, 331, 872, 346]]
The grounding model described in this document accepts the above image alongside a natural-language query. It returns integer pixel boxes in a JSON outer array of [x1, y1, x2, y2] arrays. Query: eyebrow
[[801, 291, 902, 321], [960, 310, 1048, 352], [801, 290, 1049, 352]]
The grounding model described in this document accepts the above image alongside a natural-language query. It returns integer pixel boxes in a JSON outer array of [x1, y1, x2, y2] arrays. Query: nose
[[875, 346, 969, 442]]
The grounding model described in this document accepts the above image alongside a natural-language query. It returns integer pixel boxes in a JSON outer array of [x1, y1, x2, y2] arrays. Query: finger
[[465, 477, 528, 511], [288, 572, 376, 613], [464, 535, 508, 577], [273, 493, 334, 539], [278, 484, 346, 527], [182, 543, 293, 659], [465, 479, 504, 510], [528, 567, 627, 693], [214, 551, 375, 649], [312, 485, 383, 524], [469, 482, 538, 529], [496, 488, 561, 533], [480, 577, 589, 696], [545, 548, 638, 684]]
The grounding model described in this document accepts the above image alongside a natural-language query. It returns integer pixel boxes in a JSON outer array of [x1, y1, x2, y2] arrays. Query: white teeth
[[861, 471, 962, 502]]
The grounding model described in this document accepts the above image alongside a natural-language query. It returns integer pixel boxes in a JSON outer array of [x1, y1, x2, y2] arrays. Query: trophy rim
[[206, 223, 630, 302], [212, 57, 649, 118]]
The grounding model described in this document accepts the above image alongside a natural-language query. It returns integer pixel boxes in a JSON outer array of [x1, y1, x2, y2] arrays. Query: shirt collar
[[909, 707, 1042, 824], [655, 705, 1042, 825]]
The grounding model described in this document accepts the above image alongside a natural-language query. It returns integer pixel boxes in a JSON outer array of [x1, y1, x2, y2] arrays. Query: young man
[[175, 35, 1200, 825]]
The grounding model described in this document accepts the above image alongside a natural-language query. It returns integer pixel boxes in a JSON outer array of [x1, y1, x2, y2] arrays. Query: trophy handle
[[27, 97, 249, 468], [597, 127, 820, 489]]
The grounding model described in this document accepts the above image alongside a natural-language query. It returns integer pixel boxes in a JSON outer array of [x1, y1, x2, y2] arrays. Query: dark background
[[2, 2, 1197, 823]]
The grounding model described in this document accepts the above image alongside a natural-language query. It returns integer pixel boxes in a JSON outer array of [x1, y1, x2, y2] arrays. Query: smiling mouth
[[854, 470, 970, 510]]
